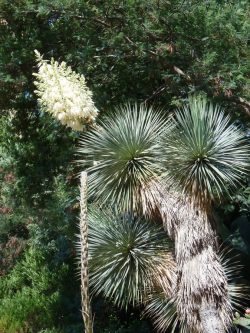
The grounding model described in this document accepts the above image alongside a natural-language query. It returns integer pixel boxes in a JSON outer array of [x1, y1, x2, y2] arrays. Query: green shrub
[[0, 247, 65, 333]]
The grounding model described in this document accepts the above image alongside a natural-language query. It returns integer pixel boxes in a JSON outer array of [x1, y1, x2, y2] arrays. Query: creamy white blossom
[[33, 50, 98, 131]]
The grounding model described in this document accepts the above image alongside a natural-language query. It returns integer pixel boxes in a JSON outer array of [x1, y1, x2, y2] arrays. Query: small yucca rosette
[[33, 50, 98, 131]]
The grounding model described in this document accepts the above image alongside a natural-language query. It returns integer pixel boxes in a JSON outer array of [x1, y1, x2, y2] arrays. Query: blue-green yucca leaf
[[77, 103, 171, 212], [163, 96, 250, 205], [84, 208, 174, 310]]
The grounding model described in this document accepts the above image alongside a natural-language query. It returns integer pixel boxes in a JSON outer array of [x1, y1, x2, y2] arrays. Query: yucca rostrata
[[78, 101, 249, 333], [160, 97, 249, 332], [33, 50, 249, 331]]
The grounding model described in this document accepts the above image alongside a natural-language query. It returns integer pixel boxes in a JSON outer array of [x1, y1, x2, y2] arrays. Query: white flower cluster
[[33, 50, 98, 131]]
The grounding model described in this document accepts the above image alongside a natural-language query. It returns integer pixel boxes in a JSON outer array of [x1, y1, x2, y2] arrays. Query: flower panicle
[[33, 50, 98, 131]]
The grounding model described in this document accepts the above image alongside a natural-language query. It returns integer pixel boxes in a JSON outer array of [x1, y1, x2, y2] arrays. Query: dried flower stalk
[[79, 171, 93, 333]]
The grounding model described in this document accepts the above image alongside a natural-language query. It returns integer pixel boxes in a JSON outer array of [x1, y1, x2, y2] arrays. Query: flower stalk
[[79, 171, 93, 333]]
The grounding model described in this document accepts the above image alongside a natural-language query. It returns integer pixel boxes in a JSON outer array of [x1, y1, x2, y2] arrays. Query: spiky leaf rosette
[[163, 97, 249, 206], [33, 50, 98, 131], [83, 208, 175, 309], [78, 104, 170, 213]]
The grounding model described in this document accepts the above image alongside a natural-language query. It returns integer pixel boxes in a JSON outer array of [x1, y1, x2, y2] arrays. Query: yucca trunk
[[200, 302, 225, 333], [159, 191, 232, 332], [79, 172, 93, 333]]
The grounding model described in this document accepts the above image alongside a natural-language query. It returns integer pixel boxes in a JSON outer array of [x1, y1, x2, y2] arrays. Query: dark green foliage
[[0, 109, 77, 207], [0, 247, 64, 333], [0, 171, 82, 333], [92, 299, 152, 333], [0, 0, 249, 114]]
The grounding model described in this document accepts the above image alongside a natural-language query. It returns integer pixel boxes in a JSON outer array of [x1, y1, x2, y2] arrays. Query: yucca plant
[[34, 51, 249, 332], [86, 207, 175, 310], [78, 100, 250, 333], [160, 97, 250, 332]]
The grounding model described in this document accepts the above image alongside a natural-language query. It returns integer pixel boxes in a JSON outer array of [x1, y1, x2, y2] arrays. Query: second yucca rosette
[[33, 50, 98, 131]]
